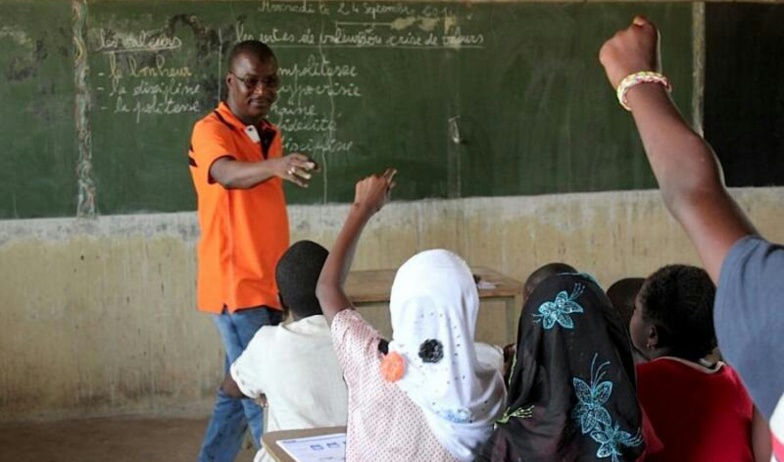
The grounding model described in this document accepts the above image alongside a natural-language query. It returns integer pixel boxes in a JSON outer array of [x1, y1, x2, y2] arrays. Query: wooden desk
[[345, 266, 523, 343], [262, 426, 347, 462]]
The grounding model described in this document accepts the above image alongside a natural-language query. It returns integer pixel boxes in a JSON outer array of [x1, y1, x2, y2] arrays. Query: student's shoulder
[[718, 362, 749, 387], [636, 360, 664, 386], [245, 323, 281, 349], [637, 357, 696, 381], [330, 310, 381, 353], [720, 235, 784, 284], [716, 234, 784, 319], [331, 309, 370, 332]]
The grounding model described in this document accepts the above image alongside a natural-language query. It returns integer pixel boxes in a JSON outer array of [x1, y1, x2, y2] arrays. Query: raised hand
[[599, 16, 661, 89], [353, 168, 397, 213]]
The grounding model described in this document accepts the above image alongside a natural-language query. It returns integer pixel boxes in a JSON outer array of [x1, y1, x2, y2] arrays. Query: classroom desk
[[345, 266, 523, 344], [262, 426, 347, 462]]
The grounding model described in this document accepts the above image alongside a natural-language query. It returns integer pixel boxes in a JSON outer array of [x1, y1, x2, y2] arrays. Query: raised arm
[[599, 16, 757, 283], [210, 153, 317, 189], [316, 168, 396, 324]]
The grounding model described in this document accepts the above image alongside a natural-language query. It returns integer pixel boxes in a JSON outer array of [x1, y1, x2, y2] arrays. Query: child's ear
[[277, 293, 290, 316], [646, 324, 659, 349]]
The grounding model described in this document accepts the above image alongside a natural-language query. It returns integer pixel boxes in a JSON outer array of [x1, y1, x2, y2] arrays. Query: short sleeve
[[715, 235, 784, 419], [229, 327, 272, 399], [330, 310, 382, 387], [190, 118, 236, 183]]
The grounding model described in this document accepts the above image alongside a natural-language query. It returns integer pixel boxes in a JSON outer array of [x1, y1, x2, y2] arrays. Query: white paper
[[276, 432, 346, 462]]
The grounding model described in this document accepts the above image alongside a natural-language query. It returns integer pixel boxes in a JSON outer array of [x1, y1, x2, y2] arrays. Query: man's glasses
[[230, 72, 280, 91]]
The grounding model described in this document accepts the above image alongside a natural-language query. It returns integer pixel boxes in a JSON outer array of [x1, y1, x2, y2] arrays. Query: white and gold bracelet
[[616, 71, 672, 111]]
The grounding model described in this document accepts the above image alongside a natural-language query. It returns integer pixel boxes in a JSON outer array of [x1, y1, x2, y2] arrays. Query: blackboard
[[1, 1, 694, 218], [704, 3, 784, 188], [0, 1, 77, 219]]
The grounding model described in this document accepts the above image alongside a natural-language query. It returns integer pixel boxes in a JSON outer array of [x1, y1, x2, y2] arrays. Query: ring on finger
[[288, 167, 296, 176]]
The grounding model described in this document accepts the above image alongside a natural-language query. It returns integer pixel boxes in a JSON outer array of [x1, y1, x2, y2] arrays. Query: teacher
[[188, 40, 317, 462]]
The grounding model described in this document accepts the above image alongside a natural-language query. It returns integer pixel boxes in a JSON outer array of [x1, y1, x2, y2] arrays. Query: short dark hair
[[524, 262, 577, 299], [228, 40, 276, 70], [275, 240, 328, 319], [638, 265, 716, 360], [606, 277, 645, 329]]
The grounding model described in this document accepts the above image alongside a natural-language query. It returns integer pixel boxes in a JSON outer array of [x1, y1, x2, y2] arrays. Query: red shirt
[[637, 357, 754, 462]]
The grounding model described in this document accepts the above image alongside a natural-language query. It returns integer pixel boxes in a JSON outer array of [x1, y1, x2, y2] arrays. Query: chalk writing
[[277, 114, 338, 133], [128, 55, 192, 79], [228, 0, 485, 188], [234, 1, 484, 51], [95, 45, 201, 123], [89, 3, 485, 177], [114, 94, 201, 124], [278, 54, 359, 79], [257, 0, 320, 15], [283, 136, 354, 157], [280, 81, 362, 105], [96, 28, 182, 53]]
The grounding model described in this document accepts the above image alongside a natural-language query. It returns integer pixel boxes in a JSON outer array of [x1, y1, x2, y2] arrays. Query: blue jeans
[[198, 306, 283, 462]]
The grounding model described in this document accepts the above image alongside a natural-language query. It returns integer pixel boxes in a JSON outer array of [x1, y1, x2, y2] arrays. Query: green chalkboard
[[705, 3, 784, 188], [1, 1, 694, 218], [0, 1, 77, 218]]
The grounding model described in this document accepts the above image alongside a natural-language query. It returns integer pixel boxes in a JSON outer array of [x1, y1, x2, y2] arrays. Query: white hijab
[[388, 249, 506, 461]]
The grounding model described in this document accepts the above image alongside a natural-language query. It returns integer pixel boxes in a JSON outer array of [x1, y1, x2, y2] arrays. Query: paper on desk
[[277, 432, 346, 462], [477, 280, 497, 290]]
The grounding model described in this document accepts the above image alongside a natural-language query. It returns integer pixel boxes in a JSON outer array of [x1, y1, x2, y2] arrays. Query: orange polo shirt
[[188, 102, 289, 313]]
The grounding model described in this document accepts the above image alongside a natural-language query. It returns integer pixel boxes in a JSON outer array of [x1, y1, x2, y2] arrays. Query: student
[[222, 240, 348, 462], [606, 278, 644, 330], [523, 262, 577, 302], [631, 264, 770, 461], [606, 278, 646, 364], [503, 262, 578, 379], [599, 16, 784, 456], [475, 273, 657, 461], [315, 169, 506, 462]]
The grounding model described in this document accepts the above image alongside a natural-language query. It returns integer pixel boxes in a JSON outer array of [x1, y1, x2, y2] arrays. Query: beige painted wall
[[1, 187, 782, 421]]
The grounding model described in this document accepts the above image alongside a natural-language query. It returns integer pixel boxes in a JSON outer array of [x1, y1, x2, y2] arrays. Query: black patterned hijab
[[475, 274, 644, 462]]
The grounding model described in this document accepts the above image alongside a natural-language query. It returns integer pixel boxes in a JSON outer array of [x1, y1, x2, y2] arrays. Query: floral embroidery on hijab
[[573, 354, 642, 461], [534, 283, 585, 329]]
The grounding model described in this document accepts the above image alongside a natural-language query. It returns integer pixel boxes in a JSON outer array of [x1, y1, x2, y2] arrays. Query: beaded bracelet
[[616, 71, 672, 111]]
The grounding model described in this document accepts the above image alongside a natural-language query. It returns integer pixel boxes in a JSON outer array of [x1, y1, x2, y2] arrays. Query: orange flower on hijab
[[380, 351, 406, 382]]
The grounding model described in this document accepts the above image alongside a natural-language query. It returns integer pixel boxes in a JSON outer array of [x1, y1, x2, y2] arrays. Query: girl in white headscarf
[[317, 169, 506, 462]]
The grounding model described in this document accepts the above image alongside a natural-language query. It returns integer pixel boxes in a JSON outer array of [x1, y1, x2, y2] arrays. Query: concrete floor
[[0, 417, 256, 462]]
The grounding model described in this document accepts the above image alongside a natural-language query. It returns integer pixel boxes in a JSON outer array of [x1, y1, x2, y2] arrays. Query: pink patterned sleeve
[[331, 310, 382, 387]]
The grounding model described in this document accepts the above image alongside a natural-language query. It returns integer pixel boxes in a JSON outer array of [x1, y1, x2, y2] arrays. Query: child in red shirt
[[630, 264, 771, 461]]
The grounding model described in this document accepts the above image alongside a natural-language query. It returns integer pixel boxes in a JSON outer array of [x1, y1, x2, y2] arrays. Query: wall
[[1, 187, 782, 421]]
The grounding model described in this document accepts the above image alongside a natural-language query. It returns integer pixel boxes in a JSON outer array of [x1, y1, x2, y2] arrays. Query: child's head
[[523, 262, 577, 302], [386, 249, 506, 459], [477, 272, 642, 460], [606, 277, 645, 329], [631, 264, 716, 361], [389, 249, 480, 354], [275, 240, 328, 320]]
